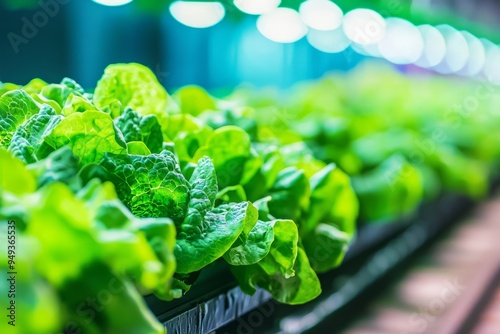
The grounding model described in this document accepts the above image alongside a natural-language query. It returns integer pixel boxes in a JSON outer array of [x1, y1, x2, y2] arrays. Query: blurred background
[[1, 1, 500, 334], [1, 0, 500, 90]]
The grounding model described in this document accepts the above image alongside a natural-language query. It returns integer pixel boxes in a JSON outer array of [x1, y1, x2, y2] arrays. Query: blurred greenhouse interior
[[1, 1, 500, 334]]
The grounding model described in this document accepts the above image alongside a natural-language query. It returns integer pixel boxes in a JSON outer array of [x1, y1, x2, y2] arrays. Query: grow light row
[[161, 0, 500, 83]]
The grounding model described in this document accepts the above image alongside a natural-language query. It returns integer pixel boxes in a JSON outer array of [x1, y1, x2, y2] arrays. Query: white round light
[[307, 27, 350, 53], [432, 25, 469, 74], [234, 0, 280, 15], [257, 8, 307, 43], [378, 18, 423, 64], [457, 31, 485, 77], [342, 8, 386, 45], [299, 0, 343, 31], [351, 42, 381, 57], [481, 39, 500, 84], [92, 0, 133, 5], [170, 1, 225, 28], [414, 25, 446, 68]]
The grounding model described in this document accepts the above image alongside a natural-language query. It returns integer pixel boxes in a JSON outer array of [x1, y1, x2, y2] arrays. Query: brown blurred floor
[[342, 193, 500, 334]]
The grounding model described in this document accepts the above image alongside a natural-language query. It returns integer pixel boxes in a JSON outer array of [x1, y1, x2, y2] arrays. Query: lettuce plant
[[1, 63, 358, 332]]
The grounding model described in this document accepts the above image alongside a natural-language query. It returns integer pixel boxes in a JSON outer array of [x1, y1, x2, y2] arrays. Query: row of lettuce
[[1, 62, 498, 333]]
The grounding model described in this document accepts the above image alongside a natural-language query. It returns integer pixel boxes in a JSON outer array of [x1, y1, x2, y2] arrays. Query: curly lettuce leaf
[[0, 89, 40, 147], [23, 78, 48, 94], [43, 110, 127, 165], [0, 81, 20, 96], [8, 105, 62, 163], [27, 183, 101, 286], [93, 150, 191, 222], [0, 235, 61, 334], [115, 107, 163, 153], [127, 141, 152, 155], [61, 93, 98, 116], [28, 146, 81, 190], [76, 179, 177, 295], [93, 63, 176, 117]]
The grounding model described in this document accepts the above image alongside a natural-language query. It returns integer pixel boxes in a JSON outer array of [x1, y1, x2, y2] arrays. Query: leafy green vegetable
[[175, 156, 259, 273], [6, 60, 498, 332], [304, 164, 358, 236], [194, 125, 261, 188], [115, 107, 163, 153], [91, 150, 190, 221], [352, 155, 423, 222], [231, 220, 321, 305], [0, 90, 40, 147], [0, 147, 36, 195], [28, 146, 81, 190], [43, 110, 127, 165], [173, 85, 217, 116], [8, 105, 62, 163], [267, 167, 311, 222], [93, 63, 176, 116], [223, 219, 274, 266]]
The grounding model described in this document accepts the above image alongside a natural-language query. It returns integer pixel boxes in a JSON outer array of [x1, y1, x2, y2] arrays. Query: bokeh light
[[257, 8, 308, 43], [299, 0, 343, 31], [170, 1, 225, 28], [234, 0, 280, 15], [415, 25, 446, 68], [432, 25, 470, 74], [378, 18, 424, 65], [342, 8, 386, 45], [307, 27, 351, 53]]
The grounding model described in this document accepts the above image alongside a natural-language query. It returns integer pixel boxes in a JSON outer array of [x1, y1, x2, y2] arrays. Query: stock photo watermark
[[7, 0, 70, 54], [399, 277, 467, 334]]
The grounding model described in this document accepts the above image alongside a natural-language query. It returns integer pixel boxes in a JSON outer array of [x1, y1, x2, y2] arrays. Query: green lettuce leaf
[[28, 146, 81, 190], [43, 110, 127, 165], [92, 150, 190, 221], [231, 220, 321, 305], [115, 107, 163, 153], [0, 147, 37, 196], [176, 201, 257, 274], [93, 63, 175, 117], [267, 167, 311, 222], [8, 105, 62, 163], [61, 93, 98, 116], [304, 164, 358, 236], [175, 156, 259, 273], [223, 218, 274, 266], [352, 155, 423, 222], [58, 262, 164, 334], [160, 113, 213, 162], [0, 90, 40, 147], [173, 85, 216, 116], [300, 164, 358, 272], [194, 125, 261, 188]]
